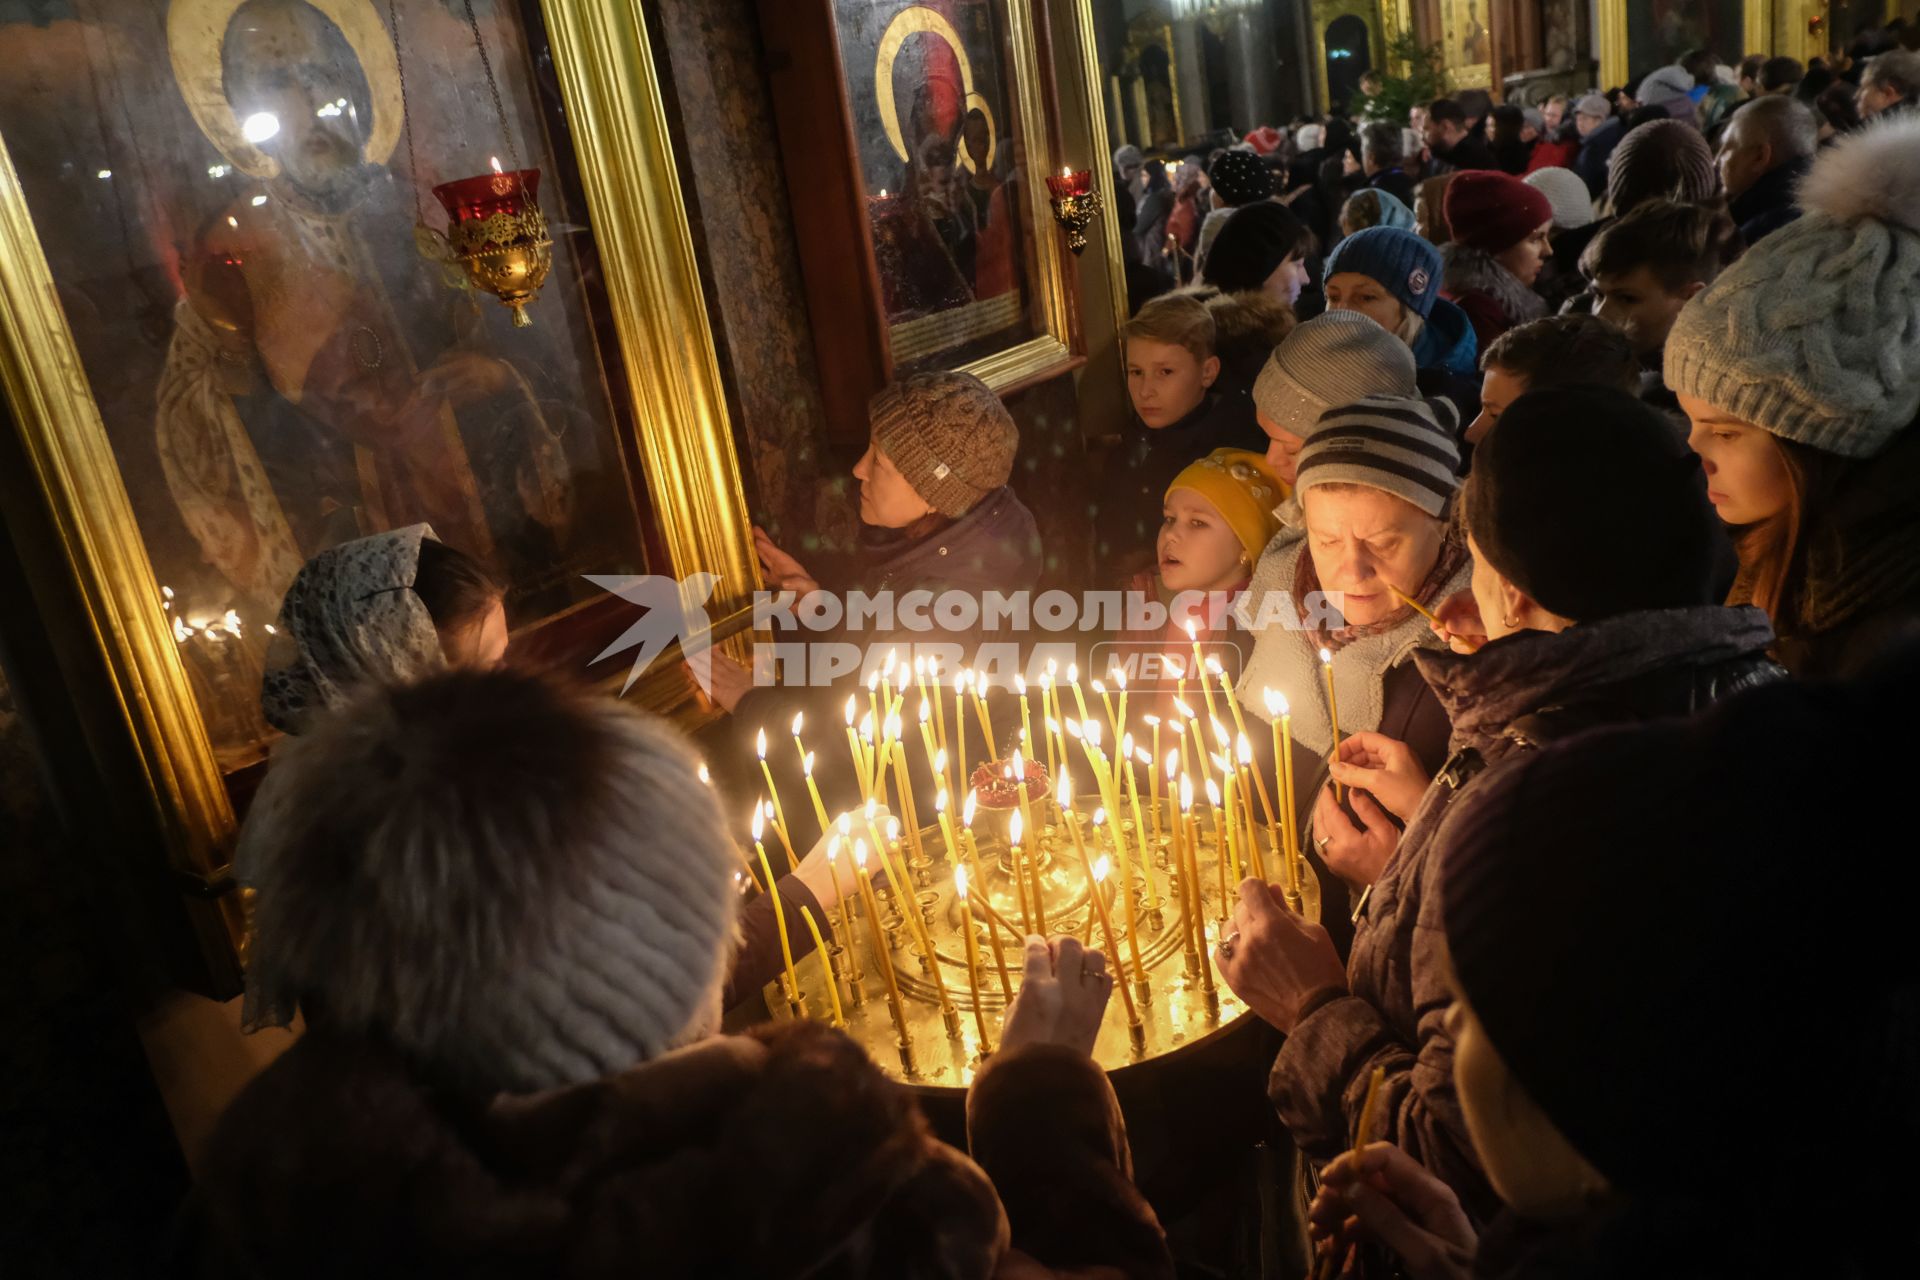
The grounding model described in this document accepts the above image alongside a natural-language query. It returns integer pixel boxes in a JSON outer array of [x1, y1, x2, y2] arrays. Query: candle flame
[[1212, 718, 1230, 747], [1206, 657, 1224, 676], [1014, 673, 1027, 693], [866, 797, 878, 821], [936, 789, 948, 813], [1213, 753, 1233, 774], [1086, 722, 1103, 748], [1265, 687, 1289, 717], [489, 155, 503, 174], [1205, 777, 1222, 806], [963, 792, 977, 826], [1320, 647, 1334, 665], [844, 694, 857, 724], [1173, 698, 1194, 719], [755, 728, 768, 759], [828, 834, 841, 861], [1046, 716, 1061, 733], [1040, 671, 1053, 690], [1067, 663, 1078, 683], [1180, 774, 1194, 809], [884, 649, 898, 678], [855, 838, 869, 869], [879, 188, 888, 199], [838, 813, 852, 835], [886, 817, 900, 840], [954, 863, 970, 899], [913, 654, 926, 676], [934, 748, 948, 773], [697, 762, 712, 786], [1093, 854, 1111, 882], [803, 751, 815, 777], [1136, 749, 1152, 765], [792, 712, 805, 736], [1185, 619, 1199, 641], [886, 712, 903, 740], [1057, 772, 1073, 807], [1009, 809, 1023, 845], [1111, 667, 1127, 689], [1061, 165, 1071, 178], [1122, 732, 1135, 755], [1143, 713, 1161, 727], [1065, 719, 1082, 739], [751, 805, 764, 839], [1092, 807, 1107, 826], [1165, 750, 1180, 779], [1091, 678, 1106, 695], [868, 672, 880, 692], [1046, 657, 1058, 677], [919, 696, 931, 723], [1238, 734, 1253, 762]]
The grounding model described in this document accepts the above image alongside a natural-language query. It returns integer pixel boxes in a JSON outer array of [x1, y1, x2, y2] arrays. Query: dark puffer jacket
[[1266, 605, 1781, 1226]]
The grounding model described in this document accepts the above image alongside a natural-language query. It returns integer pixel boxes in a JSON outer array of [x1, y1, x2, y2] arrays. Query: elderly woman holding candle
[[1233, 394, 1468, 951], [184, 667, 1171, 1277], [1218, 387, 1778, 1227]]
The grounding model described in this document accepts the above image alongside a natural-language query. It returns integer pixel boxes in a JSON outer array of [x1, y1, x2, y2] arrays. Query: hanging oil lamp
[[430, 158, 552, 328], [1045, 166, 1102, 256], [390, 0, 553, 326]]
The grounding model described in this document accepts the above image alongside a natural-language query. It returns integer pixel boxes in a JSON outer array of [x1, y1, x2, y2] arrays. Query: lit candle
[[1144, 715, 1164, 849], [1238, 732, 1275, 881], [1173, 772, 1200, 966], [1010, 749, 1039, 875], [1014, 673, 1035, 773], [1093, 677, 1119, 749], [797, 905, 844, 1026], [886, 717, 927, 865], [1039, 670, 1060, 781], [1265, 689, 1303, 898], [756, 728, 800, 871], [854, 839, 910, 1051], [1171, 703, 1195, 785], [1181, 780, 1218, 1005], [917, 697, 942, 802], [1083, 852, 1139, 1028], [1321, 647, 1343, 802], [1065, 662, 1091, 727], [866, 672, 882, 781], [1206, 776, 1231, 914], [802, 752, 832, 841], [1187, 620, 1221, 727], [844, 695, 872, 805], [753, 806, 803, 1016], [1111, 667, 1129, 749], [952, 863, 993, 1052], [1126, 744, 1161, 910], [929, 662, 951, 797], [790, 711, 808, 775], [875, 818, 960, 1034], [1010, 807, 1045, 934], [962, 792, 1015, 997], [954, 669, 970, 806], [828, 826, 861, 987], [971, 675, 997, 752]]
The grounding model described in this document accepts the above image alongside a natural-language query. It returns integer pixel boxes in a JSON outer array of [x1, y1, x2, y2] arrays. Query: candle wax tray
[[766, 798, 1321, 1090]]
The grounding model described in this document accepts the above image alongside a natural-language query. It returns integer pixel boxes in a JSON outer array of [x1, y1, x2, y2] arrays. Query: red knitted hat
[[1442, 170, 1555, 253]]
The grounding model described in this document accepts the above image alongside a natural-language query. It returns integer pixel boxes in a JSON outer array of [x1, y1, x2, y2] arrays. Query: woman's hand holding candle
[[1307, 1143, 1477, 1280], [1214, 879, 1346, 1033], [1311, 787, 1400, 888], [1326, 732, 1431, 823]]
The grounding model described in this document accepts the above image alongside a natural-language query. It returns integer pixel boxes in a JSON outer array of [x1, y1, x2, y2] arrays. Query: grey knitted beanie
[[1606, 119, 1717, 215], [1252, 310, 1418, 437], [1665, 113, 1920, 459], [238, 670, 741, 1094]]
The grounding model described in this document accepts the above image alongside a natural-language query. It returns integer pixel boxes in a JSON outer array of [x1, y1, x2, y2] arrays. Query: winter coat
[[1522, 136, 1580, 174], [1441, 243, 1548, 349], [1200, 287, 1297, 408], [1574, 117, 1624, 197], [1095, 395, 1270, 579], [1366, 166, 1417, 207], [1729, 157, 1807, 245], [1537, 218, 1605, 314], [1234, 534, 1471, 953], [1265, 606, 1781, 1226], [1430, 133, 1498, 173], [174, 1020, 1172, 1279]]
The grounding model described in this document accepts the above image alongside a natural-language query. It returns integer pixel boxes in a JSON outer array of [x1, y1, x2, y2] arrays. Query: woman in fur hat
[[1667, 112, 1920, 677], [180, 669, 1171, 1278]]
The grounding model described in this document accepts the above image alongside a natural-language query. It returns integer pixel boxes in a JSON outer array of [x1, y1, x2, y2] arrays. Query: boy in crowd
[[1580, 200, 1738, 415], [1094, 292, 1266, 575], [1464, 313, 1640, 446]]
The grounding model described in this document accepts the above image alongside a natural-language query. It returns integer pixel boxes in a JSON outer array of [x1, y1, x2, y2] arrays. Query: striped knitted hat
[[1294, 395, 1462, 517]]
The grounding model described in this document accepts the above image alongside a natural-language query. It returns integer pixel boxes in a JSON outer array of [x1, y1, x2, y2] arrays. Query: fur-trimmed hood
[[176, 1022, 1011, 1279], [1796, 109, 1920, 234], [1180, 285, 1297, 393], [1440, 242, 1547, 329]]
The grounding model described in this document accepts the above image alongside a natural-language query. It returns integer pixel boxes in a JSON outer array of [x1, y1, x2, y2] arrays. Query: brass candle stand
[[769, 797, 1319, 1090]]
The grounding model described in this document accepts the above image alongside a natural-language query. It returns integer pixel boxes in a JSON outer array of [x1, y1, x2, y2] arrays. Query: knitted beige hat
[[869, 371, 1019, 517], [1252, 310, 1418, 437], [1665, 113, 1920, 459]]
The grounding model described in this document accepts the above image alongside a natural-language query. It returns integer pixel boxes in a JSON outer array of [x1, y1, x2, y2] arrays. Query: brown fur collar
[[179, 1022, 1008, 1279]]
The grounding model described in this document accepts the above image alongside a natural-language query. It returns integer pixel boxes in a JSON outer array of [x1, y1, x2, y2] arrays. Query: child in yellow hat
[[1114, 447, 1287, 720]]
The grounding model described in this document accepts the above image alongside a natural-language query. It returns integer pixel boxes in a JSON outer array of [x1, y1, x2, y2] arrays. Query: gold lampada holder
[[1045, 168, 1103, 257], [442, 204, 552, 327], [766, 796, 1319, 1090]]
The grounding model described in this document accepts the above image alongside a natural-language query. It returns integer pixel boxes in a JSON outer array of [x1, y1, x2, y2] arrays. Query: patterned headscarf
[[259, 525, 446, 735]]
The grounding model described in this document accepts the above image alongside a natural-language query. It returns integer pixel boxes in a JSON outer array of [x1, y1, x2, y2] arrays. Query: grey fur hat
[[237, 670, 740, 1094]]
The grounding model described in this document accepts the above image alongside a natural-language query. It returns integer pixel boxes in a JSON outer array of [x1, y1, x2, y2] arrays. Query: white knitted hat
[[1252, 310, 1418, 437], [1665, 112, 1920, 459], [238, 670, 741, 1094], [1524, 166, 1595, 230]]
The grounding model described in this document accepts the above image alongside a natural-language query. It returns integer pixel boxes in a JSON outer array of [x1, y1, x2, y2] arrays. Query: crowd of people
[[167, 29, 1920, 1280]]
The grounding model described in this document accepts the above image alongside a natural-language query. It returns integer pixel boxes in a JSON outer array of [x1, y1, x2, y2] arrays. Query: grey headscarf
[[259, 524, 446, 735]]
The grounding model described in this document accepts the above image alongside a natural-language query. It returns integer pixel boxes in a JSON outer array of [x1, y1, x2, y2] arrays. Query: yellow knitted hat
[[1165, 448, 1289, 563]]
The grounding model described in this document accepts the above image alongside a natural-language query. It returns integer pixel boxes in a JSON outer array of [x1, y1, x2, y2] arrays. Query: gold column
[[1744, 0, 1773, 55], [1596, 0, 1630, 91]]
